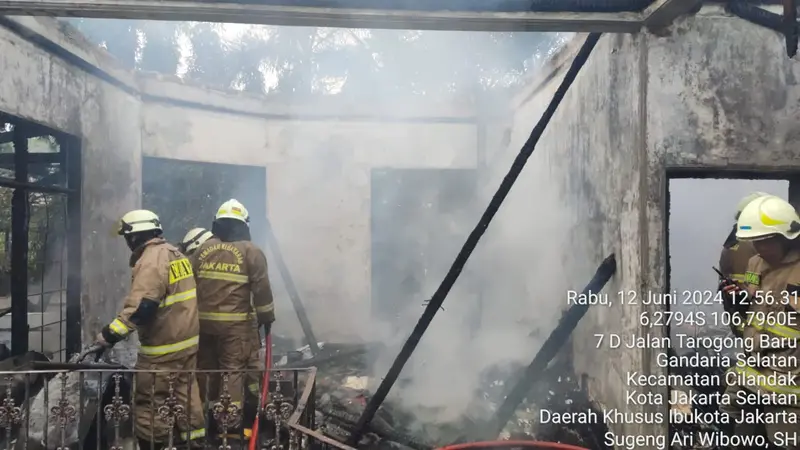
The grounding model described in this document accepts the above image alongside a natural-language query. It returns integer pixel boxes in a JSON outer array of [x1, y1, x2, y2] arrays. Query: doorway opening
[[665, 171, 791, 443], [141, 157, 267, 247]]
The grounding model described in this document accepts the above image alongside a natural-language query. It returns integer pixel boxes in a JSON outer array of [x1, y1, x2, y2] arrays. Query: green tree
[[63, 17, 559, 97], [0, 133, 65, 299], [66, 19, 183, 74]]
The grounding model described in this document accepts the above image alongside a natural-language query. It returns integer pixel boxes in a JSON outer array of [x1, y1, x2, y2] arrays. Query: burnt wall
[[499, 7, 800, 448], [0, 13, 489, 348], [0, 16, 142, 355], [140, 90, 483, 341], [497, 32, 649, 439]]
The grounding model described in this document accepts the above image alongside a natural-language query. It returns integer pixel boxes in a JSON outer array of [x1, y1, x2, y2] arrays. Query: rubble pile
[[501, 359, 610, 450], [276, 339, 610, 450]]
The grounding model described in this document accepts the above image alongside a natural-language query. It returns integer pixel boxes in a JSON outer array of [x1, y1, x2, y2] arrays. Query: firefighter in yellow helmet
[[719, 195, 800, 450], [179, 227, 214, 257], [192, 199, 274, 441], [93, 210, 205, 449], [719, 192, 768, 336]]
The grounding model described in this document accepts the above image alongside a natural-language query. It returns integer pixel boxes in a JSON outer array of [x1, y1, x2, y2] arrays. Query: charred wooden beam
[[264, 215, 320, 356], [783, 0, 797, 57], [0, 0, 645, 32], [728, 0, 799, 57], [347, 33, 604, 446], [643, 0, 703, 31], [473, 253, 617, 441]]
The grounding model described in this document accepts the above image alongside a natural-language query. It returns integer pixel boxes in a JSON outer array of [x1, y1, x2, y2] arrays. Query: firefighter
[[179, 227, 214, 257], [192, 199, 274, 440], [93, 209, 205, 450], [719, 192, 767, 336], [719, 195, 800, 450]]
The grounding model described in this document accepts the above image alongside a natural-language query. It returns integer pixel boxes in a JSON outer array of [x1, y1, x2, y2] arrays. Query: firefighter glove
[[94, 332, 114, 348], [262, 322, 271, 337]]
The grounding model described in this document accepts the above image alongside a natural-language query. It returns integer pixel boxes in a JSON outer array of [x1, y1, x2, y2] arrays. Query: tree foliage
[[63, 18, 561, 243], [0, 135, 65, 296], [64, 18, 560, 97]]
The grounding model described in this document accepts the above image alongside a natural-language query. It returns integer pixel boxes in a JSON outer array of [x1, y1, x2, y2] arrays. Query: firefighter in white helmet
[[719, 195, 800, 450], [93, 210, 205, 449], [179, 227, 214, 257], [718, 192, 769, 336], [191, 199, 274, 442]]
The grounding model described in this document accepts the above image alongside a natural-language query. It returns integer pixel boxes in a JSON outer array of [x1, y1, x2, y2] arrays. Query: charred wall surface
[[0, 16, 141, 350], [499, 8, 800, 447], [499, 32, 648, 440], [645, 8, 800, 305], [0, 14, 488, 348], [140, 84, 482, 341]]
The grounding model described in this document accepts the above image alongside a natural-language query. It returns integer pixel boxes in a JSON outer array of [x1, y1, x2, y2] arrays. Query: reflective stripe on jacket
[[732, 249, 800, 398], [191, 237, 275, 332], [108, 238, 200, 362]]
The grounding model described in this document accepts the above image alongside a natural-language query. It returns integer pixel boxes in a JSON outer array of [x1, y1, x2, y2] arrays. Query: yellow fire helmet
[[215, 199, 250, 225]]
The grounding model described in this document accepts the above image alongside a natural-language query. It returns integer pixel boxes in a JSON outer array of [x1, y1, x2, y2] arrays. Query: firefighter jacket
[[102, 238, 200, 364], [719, 225, 758, 283], [732, 248, 800, 398], [191, 237, 275, 335]]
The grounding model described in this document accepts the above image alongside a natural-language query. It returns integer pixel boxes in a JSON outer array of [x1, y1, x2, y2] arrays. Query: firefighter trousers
[[133, 352, 206, 445], [197, 326, 262, 431], [720, 383, 800, 450]]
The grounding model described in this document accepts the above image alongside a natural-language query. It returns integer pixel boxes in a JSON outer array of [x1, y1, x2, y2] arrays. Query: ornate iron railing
[[0, 361, 356, 450]]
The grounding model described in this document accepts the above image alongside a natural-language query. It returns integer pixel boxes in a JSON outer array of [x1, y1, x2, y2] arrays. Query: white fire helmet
[[215, 199, 250, 225], [735, 191, 770, 219], [116, 210, 162, 236], [180, 227, 213, 254], [736, 195, 800, 241]]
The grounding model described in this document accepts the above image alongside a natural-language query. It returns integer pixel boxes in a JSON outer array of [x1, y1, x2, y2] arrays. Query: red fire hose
[[248, 334, 272, 450], [435, 441, 589, 450]]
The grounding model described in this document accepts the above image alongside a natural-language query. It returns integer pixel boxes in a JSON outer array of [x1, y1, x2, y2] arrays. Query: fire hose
[[248, 333, 272, 450]]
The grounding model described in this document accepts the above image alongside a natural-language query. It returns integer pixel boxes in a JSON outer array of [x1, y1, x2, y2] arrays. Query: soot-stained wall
[[0, 16, 142, 355], [502, 7, 800, 447], [499, 31, 647, 440], [1, 14, 487, 348]]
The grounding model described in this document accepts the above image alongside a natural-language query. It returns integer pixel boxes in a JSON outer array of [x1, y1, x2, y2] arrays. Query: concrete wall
[[139, 79, 483, 340], [501, 32, 648, 439], [0, 16, 142, 348], [0, 15, 489, 346], [501, 6, 800, 447], [6, 4, 798, 445]]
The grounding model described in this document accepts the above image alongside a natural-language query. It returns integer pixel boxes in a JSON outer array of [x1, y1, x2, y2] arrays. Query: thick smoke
[[128, 19, 570, 428], [354, 39, 581, 428]]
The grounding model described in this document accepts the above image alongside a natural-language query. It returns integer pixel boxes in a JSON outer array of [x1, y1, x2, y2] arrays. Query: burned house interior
[[1, 0, 800, 449]]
